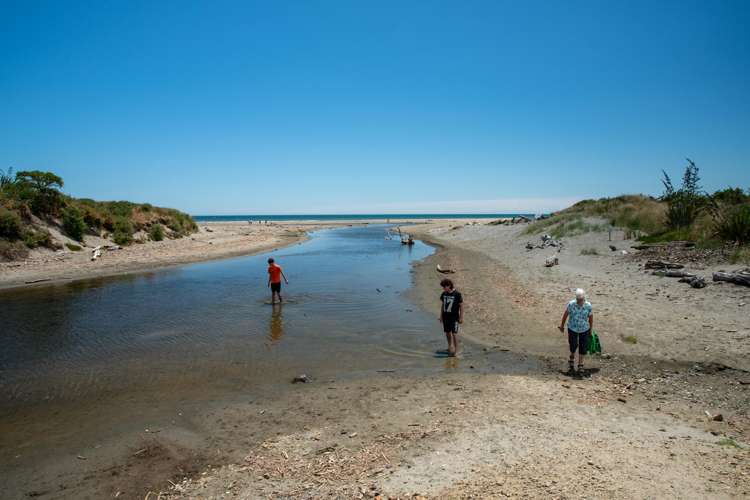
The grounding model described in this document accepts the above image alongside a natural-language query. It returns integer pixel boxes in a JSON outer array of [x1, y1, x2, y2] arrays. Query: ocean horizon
[[193, 213, 538, 222]]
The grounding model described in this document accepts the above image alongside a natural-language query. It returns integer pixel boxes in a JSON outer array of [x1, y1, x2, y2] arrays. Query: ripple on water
[[0, 225, 438, 406]]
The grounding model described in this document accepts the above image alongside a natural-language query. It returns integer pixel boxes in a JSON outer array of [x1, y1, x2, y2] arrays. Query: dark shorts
[[271, 282, 281, 293], [443, 318, 460, 334], [568, 329, 590, 354]]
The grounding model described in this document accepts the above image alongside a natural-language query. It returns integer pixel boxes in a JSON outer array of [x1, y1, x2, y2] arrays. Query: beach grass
[[730, 247, 750, 266], [716, 437, 741, 449]]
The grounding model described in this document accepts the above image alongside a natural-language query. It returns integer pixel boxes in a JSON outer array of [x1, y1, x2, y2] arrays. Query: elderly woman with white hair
[[558, 288, 593, 374]]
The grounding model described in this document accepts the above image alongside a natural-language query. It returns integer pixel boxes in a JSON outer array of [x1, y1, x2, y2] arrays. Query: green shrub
[[62, 206, 86, 241], [149, 223, 164, 241], [14, 170, 65, 217], [65, 243, 82, 251], [624, 335, 638, 344], [113, 217, 133, 245], [23, 228, 54, 249], [661, 160, 706, 229], [165, 210, 197, 237], [730, 247, 750, 266], [712, 187, 749, 205], [638, 228, 693, 244], [714, 205, 750, 244], [0, 207, 23, 239], [0, 240, 28, 261], [106, 201, 135, 218]]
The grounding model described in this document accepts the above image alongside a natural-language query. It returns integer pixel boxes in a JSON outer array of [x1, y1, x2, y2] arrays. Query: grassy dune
[[525, 163, 749, 256], [0, 169, 197, 261]]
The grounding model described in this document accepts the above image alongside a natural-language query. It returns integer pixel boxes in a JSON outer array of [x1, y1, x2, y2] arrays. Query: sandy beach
[[2, 220, 748, 499]]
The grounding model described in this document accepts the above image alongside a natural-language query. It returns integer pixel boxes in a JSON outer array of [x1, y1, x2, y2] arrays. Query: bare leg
[[445, 331, 452, 353], [447, 332, 457, 356]]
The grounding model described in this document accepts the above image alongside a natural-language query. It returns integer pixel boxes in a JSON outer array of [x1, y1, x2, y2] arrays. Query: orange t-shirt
[[268, 265, 282, 283]]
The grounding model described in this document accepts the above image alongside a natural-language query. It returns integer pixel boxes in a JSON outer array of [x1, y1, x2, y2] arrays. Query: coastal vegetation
[[525, 160, 750, 251], [0, 168, 197, 260]]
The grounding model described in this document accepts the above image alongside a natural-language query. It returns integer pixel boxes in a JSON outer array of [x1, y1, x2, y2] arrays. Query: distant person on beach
[[267, 257, 289, 304], [558, 288, 593, 374], [439, 278, 463, 356]]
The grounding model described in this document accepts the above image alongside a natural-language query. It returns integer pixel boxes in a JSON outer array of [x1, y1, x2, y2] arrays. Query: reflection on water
[[268, 303, 284, 345]]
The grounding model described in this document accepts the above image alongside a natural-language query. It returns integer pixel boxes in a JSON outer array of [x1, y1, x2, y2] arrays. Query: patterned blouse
[[567, 300, 592, 333]]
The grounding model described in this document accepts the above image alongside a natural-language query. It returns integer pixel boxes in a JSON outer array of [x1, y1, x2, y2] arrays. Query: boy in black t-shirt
[[439, 278, 464, 357]]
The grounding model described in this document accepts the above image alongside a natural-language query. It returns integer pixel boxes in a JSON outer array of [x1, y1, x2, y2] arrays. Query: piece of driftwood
[[436, 264, 455, 274], [544, 256, 559, 267], [652, 270, 694, 278], [712, 270, 750, 287], [645, 260, 684, 270], [679, 276, 707, 288], [91, 246, 102, 261], [632, 241, 696, 250]]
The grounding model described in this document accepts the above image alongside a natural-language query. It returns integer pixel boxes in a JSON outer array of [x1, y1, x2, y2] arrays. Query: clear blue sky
[[1, 0, 748, 214]]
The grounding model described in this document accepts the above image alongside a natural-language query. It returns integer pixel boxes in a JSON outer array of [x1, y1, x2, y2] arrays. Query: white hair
[[575, 288, 586, 299]]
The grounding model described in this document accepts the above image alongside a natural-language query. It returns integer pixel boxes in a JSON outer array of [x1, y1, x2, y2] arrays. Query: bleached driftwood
[[436, 264, 455, 274], [91, 246, 102, 261], [545, 256, 559, 267]]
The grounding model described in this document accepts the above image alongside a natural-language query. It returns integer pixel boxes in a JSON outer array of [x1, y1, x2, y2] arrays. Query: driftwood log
[[645, 260, 684, 270], [436, 264, 455, 274], [679, 276, 707, 288], [632, 241, 696, 250], [712, 270, 750, 287], [652, 270, 694, 278]]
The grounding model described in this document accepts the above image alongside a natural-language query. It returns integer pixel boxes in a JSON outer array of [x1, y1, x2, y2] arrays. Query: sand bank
[[0, 221, 338, 290]]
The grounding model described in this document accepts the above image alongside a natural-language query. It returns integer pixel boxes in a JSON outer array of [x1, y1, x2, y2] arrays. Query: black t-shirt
[[440, 290, 463, 320]]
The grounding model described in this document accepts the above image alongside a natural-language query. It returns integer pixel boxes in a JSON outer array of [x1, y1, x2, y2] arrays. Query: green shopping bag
[[588, 330, 602, 354]]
